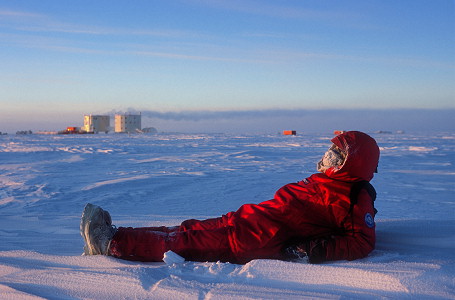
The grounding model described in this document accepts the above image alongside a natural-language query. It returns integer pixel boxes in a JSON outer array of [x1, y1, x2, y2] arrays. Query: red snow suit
[[109, 131, 380, 264]]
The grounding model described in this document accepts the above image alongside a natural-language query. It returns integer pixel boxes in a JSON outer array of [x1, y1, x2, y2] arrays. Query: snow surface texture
[[0, 132, 454, 299]]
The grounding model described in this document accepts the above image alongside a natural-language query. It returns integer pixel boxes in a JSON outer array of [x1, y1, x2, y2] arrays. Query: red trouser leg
[[109, 225, 235, 263], [109, 227, 167, 261], [130, 226, 180, 233], [132, 216, 227, 233], [179, 216, 227, 231]]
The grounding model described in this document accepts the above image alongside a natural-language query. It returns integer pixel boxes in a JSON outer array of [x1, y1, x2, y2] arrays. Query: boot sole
[[80, 203, 100, 255]]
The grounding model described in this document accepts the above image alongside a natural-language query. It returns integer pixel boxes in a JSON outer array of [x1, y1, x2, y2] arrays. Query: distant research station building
[[83, 115, 110, 133], [114, 113, 142, 133]]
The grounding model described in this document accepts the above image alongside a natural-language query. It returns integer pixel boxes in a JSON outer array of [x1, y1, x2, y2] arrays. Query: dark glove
[[306, 238, 329, 264], [283, 242, 309, 262], [283, 238, 329, 264]]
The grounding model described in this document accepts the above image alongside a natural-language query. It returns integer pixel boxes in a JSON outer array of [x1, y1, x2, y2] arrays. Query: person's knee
[[179, 219, 199, 231]]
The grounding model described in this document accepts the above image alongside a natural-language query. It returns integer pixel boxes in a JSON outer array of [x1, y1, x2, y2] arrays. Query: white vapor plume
[[108, 108, 309, 121]]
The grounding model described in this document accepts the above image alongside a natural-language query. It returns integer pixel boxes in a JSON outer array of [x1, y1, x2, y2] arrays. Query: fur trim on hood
[[323, 131, 380, 182]]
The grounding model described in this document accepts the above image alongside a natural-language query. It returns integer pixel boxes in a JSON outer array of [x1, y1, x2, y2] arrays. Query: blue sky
[[0, 0, 454, 133]]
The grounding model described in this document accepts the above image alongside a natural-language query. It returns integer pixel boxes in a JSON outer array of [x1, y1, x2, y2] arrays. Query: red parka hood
[[324, 131, 380, 182]]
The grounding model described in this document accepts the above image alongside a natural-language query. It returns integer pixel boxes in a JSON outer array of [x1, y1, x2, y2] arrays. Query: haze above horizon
[[0, 1, 454, 133]]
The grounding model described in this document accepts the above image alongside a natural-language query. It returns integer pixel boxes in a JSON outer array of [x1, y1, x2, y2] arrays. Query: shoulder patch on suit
[[365, 213, 375, 228]]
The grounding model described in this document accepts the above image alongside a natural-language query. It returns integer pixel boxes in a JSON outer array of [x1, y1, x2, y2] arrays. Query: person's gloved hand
[[283, 242, 308, 262], [306, 238, 328, 264], [283, 238, 328, 264]]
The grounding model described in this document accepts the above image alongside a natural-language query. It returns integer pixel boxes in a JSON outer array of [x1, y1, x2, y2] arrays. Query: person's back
[[283, 131, 380, 263]]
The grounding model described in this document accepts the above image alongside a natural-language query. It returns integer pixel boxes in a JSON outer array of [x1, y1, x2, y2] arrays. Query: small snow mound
[[163, 251, 185, 265], [408, 146, 437, 152], [81, 175, 151, 191]]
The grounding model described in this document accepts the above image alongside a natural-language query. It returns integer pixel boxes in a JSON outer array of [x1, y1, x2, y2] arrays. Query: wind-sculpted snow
[[0, 132, 454, 299]]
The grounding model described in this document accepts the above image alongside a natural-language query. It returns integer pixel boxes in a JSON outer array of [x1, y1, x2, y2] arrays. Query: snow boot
[[80, 203, 117, 255]]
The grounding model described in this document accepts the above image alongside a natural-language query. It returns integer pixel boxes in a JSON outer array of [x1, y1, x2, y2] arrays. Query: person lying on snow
[[80, 131, 380, 264]]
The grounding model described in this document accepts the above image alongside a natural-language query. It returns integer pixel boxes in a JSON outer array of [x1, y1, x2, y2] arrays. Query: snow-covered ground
[[0, 132, 454, 299]]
